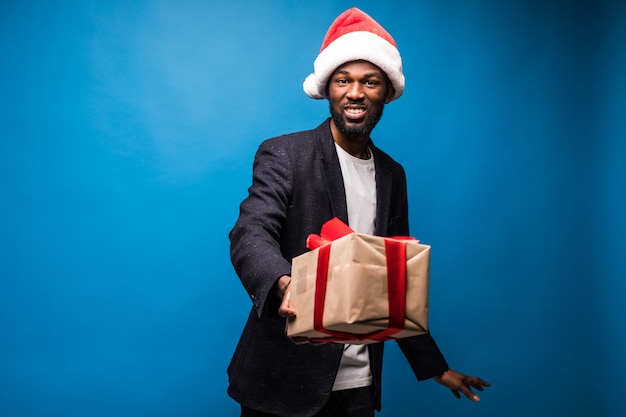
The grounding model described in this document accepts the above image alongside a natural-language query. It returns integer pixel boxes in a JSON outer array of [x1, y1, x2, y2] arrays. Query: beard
[[329, 103, 385, 138]]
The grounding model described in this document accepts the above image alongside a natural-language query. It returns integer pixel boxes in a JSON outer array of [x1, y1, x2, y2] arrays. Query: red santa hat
[[303, 8, 404, 101]]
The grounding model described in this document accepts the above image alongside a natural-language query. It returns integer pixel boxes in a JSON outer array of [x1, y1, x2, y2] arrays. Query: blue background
[[2, 1, 625, 416]]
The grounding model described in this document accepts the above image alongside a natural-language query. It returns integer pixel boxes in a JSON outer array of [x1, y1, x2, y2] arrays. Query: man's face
[[327, 60, 395, 139]]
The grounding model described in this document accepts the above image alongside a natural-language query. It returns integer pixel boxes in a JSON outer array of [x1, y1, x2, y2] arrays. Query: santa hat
[[303, 8, 404, 101]]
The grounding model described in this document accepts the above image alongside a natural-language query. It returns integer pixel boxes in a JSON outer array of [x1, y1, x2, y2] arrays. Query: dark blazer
[[228, 119, 448, 417]]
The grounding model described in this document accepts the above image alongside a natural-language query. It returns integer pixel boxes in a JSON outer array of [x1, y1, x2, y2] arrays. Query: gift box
[[286, 218, 430, 344]]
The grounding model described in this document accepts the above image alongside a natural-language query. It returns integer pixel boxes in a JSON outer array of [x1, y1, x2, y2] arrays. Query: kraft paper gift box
[[286, 218, 430, 344]]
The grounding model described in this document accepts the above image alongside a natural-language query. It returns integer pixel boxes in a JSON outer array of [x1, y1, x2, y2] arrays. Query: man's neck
[[330, 120, 370, 160]]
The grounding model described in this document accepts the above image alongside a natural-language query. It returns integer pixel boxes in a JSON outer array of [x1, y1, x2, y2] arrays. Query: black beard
[[330, 103, 384, 138]]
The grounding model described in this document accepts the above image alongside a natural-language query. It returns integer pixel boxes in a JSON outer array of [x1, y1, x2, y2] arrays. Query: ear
[[384, 82, 395, 103]]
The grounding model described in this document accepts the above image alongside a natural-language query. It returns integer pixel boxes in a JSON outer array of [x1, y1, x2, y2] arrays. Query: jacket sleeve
[[229, 138, 294, 317], [396, 334, 449, 380], [388, 158, 449, 380]]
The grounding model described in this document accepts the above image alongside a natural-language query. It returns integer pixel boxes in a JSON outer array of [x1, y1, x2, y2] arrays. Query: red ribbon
[[306, 218, 415, 343]]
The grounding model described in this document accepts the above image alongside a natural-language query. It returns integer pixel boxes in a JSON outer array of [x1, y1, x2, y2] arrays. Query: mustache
[[344, 99, 366, 105]]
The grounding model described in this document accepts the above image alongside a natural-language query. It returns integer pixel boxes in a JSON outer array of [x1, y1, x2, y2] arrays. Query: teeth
[[345, 108, 365, 115]]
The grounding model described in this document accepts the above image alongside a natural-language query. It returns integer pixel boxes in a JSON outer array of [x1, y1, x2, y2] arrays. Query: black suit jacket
[[228, 120, 448, 417]]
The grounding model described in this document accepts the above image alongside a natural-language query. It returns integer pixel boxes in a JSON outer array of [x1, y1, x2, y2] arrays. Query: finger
[[278, 291, 297, 317], [467, 377, 491, 386], [460, 386, 480, 402], [475, 382, 491, 390], [279, 306, 296, 317], [468, 381, 485, 391], [452, 390, 461, 399], [469, 379, 491, 390]]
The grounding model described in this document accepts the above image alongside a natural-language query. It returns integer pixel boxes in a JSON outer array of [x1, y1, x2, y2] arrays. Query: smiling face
[[327, 60, 395, 142]]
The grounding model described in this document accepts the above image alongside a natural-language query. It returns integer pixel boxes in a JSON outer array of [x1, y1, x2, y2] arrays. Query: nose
[[346, 82, 365, 100]]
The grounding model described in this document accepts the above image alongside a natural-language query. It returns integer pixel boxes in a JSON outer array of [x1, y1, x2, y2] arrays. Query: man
[[228, 8, 490, 417]]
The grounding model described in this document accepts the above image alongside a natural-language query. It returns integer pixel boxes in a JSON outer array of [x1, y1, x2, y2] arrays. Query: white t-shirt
[[332, 142, 376, 391]]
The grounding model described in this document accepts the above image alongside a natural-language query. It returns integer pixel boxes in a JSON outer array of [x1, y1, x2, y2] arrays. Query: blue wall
[[1, 1, 624, 416]]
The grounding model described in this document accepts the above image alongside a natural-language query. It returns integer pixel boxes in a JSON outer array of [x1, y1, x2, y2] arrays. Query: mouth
[[343, 105, 367, 121]]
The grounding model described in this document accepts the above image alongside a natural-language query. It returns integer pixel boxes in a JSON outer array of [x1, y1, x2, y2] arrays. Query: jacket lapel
[[316, 120, 349, 224]]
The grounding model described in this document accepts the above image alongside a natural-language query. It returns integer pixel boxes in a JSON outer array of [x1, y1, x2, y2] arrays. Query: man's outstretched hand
[[434, 369, 491, 402]]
